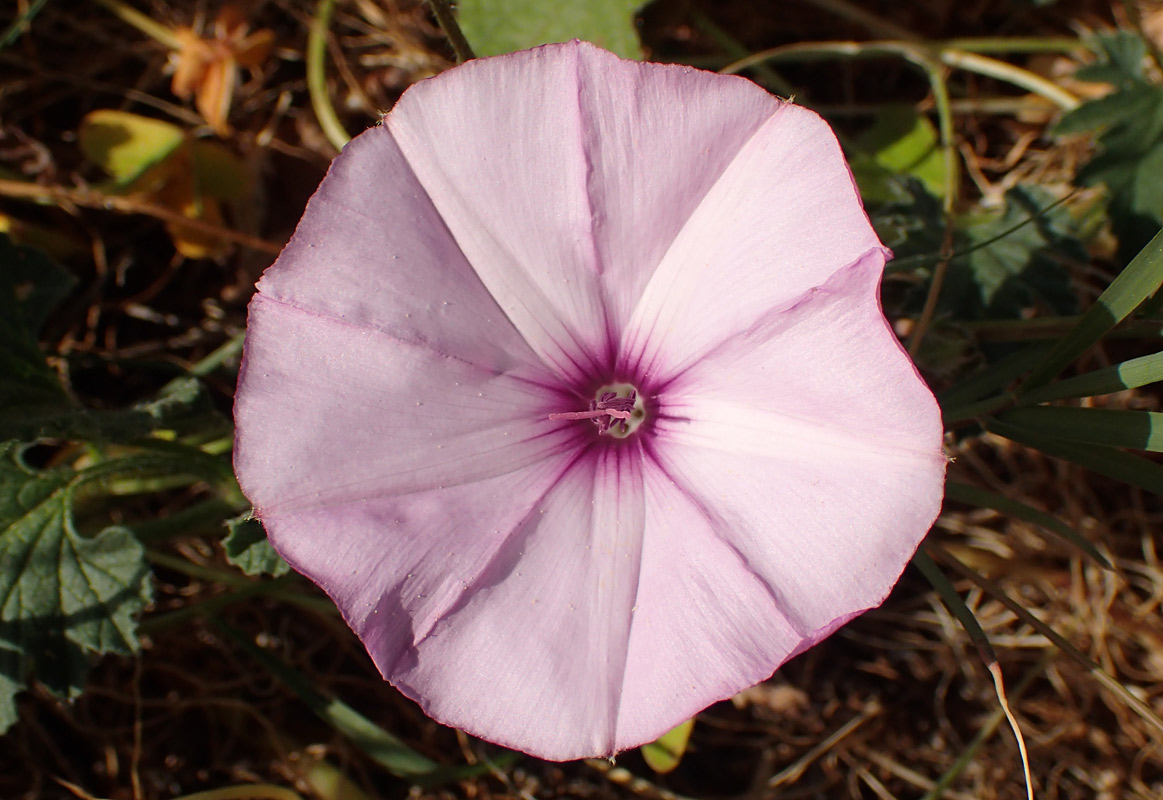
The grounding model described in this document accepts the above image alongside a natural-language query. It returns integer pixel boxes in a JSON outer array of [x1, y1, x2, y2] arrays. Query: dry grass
[[2, 1, 1162, 798]]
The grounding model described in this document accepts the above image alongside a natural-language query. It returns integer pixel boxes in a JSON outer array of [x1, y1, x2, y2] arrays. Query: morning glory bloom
[[233, 40, 946, 761]]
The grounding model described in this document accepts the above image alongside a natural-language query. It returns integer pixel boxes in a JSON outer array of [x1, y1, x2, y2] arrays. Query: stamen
[[547, 385, 645, 437], [547, 408, 632, 421]]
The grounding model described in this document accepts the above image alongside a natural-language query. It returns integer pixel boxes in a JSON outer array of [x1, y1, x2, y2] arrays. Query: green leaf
[[641, 717, 694, 774], [223, 515, 290, 577], [457, 0, 643, 58], [1053, 33, 1163, 258], [946, 185, 1083, 321], [1017, 350, 1163, 404], [0, 235, 76, 441], [1021, 227, 1163, 389], [997, 406, 1163, 452], [1, 374, 221, 446], [943, 480, 1109, 567], [851, 106, 947, 205], [987, 417, 1163, 496], [78, 110, 185, 188], [0, 445, 152, 734], [871, 178, 946, 270], [1071, 31, 1149, 87]]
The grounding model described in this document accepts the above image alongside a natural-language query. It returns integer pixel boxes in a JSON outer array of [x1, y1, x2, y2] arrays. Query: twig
[[0, 178, 283, 254], [427, 0, 475, 63]]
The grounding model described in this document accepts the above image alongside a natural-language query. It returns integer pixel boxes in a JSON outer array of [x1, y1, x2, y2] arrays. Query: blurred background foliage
[[2, 1, 1163, 799]]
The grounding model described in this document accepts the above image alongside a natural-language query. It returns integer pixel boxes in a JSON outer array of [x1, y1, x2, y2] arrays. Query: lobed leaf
[[457, 0, 643, 58], [0, 445, 152, 733], [223, 515, 290, 577], [1053, 32, 1163, 258], [945, 185, 1083, 321]]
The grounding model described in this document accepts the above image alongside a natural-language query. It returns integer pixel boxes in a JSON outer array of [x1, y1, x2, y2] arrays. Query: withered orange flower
[[171, 4, 274, 135]]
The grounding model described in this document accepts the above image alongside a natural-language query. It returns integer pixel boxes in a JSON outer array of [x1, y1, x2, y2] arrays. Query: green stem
[[939, 49, 1079, 110], [426, 0, 475, 63], [943, 36, 1086, 54], [159, 784, 304, 800], [188, 332, 246, 377], [693, 11, 795, 96], [721, 39, 1081, 110], [308, 0, 351, 152], [1, 0, 50, 49], [121, 436, 238, 490], [93, 0, 182, 49], [131, 497, 239, 543], [140, 574, 333, 634]]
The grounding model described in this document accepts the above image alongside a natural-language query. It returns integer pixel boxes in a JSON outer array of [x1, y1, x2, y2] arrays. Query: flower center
[[548, 383, 646, 438]]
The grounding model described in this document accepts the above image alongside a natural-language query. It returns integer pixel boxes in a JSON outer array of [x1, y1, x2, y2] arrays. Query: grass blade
[[1, 0, 49, 49], [912, 548, 996, 664], [997, 406, 1163, 451], [938, 343, 1050, 420], [930, 545, 1163, 740], [943, 480, 1110, 567], [1017, 350, 1163, 404], [988, 417, 1163, 495], [922, 655, 1049, 800], [1021, 227, 1163, 390], [214, 622, 513, 785]]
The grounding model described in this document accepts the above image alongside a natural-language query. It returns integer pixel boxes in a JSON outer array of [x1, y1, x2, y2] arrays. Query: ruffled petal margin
[[648, 254, 946, 642]]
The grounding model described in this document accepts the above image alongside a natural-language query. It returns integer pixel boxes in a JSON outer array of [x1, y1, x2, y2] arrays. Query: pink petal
[[390, 446, 646, 761], [385, 41, 784, 381], [259, 456, 579, 691], [235, 294, 576, 514], [255, 123, 539, 375], [613, 464, 800, 748], [570, 43, 782, 335], [648, 255, 946, 640], [619, 100, 887, 382]]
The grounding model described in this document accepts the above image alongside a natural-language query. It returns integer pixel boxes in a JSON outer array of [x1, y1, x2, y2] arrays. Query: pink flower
[[233, 41, 946, 761]]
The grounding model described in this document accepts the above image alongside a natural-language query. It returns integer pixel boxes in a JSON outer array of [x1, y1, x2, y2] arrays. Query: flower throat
[[548, 383, 646, 438]]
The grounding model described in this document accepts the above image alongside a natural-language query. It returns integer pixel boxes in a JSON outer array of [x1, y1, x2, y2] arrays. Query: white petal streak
[[573, 44, 782, 334], [386, 44, 610, 383], [259, 456, 574, 682], [393, 446, 646, 761], [622, 102, 885, 382], [646, 262, 945, 637], [613, 463, 799, 750], [651, 434, 943, 638], [256, 125, 538, 375], [234, 295, 574, 515], [661, 257, 942, 457]]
